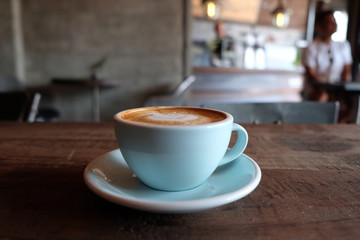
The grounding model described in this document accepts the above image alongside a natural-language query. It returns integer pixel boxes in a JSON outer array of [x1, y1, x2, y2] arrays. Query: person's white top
[[302, 40, 352, 83]]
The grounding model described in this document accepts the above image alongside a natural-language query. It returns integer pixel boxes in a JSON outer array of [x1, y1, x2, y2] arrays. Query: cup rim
[[113, 106, 233, 129]]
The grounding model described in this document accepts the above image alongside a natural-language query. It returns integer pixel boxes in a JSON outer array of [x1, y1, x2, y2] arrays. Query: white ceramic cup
[[114, 106, 248, 191]]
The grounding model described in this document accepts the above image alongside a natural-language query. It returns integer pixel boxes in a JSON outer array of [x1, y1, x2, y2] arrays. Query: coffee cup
[[114, 106, 248, 191]]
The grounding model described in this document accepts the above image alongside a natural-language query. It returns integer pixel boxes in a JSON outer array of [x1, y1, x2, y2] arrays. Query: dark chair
[[0, 91, 41, 122], [202, 101, 340, 124]]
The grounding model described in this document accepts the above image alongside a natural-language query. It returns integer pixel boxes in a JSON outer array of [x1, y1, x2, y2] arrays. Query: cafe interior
[[2, 1, 360, 239], [1, 0, 360, 123]]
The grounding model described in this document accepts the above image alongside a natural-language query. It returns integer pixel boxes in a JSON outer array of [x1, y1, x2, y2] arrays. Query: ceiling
[[191, 0, 262, 23]]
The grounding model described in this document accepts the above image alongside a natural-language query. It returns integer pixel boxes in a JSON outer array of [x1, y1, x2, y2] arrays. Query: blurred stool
[[36, 108, 60, 122], [143, 75, 196, 107]]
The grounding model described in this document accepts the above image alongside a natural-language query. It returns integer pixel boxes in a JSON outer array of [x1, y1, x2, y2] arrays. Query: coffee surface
[[121, 107, 227, 125]]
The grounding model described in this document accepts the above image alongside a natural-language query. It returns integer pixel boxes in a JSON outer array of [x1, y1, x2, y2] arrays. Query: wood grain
[[1, 123, 359, 239]]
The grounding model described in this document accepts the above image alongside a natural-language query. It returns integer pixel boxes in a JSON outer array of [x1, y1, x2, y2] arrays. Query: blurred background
[[0, 0, 359, 122]]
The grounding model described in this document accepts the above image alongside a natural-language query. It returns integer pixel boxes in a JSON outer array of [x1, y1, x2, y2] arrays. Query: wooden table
[[1, 122, 360, 239]]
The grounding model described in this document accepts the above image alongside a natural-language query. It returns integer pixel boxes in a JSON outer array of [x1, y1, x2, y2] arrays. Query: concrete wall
[[0, 0, 189, 121], [0, 0, 15, 76]]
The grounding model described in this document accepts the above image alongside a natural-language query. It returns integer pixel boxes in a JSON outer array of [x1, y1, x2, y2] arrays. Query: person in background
[[211, 21, 235, 67], [302, 9, 353, 122]]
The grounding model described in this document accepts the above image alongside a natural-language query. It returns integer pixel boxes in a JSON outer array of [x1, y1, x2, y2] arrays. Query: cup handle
[[218, 123, 248, 166]]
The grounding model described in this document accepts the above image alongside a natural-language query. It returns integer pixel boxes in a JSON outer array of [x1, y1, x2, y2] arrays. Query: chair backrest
[[143, 75, 196, 106], [202, 102, 340, 124]]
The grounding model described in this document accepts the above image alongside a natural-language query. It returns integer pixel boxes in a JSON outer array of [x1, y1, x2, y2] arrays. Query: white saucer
[[84, 149, 261, 213]]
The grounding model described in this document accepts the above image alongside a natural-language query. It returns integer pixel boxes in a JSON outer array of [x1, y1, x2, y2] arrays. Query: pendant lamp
[[202, 0, 221, 20], [272, 0, 290, 28]]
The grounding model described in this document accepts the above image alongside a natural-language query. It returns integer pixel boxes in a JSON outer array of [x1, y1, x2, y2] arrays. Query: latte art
[[120, 107, 227, 125], [147, 112, 198, 122]]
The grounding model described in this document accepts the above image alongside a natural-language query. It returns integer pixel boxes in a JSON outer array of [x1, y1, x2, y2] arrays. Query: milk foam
[[120, 107, 227, 125], [147, 112, 197, 122]]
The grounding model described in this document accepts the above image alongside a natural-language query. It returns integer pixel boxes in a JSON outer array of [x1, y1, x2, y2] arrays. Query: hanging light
[[202, 0, 221, 20], [272, 0, 290, 28]]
